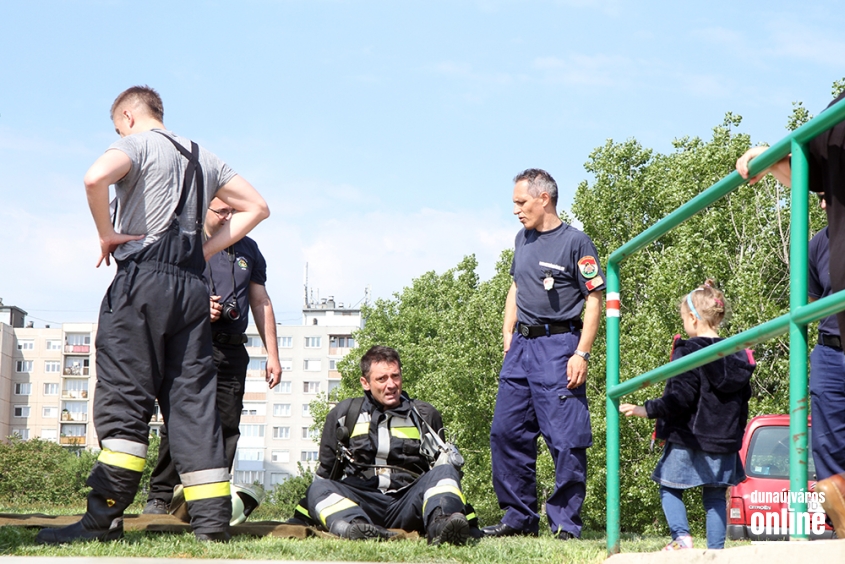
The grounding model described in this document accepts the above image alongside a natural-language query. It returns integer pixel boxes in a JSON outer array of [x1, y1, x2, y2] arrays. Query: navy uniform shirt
[[510, 222, 606, 325], [808, 227, 839, 337], [205, 236, 267, 335]]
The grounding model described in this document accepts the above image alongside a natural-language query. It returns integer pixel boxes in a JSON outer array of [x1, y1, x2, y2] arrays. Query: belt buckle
[[520, 324, 530, 337]]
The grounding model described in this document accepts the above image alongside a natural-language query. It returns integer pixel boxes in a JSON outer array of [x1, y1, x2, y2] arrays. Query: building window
[[44, 382, 59, 396], [16, 361, 33, 373], [14, 406, 31, 418], [244, 379, 268, 393], [246, 336, 263, 348], [301, 427, 319, 440], [43, 406, 58, 419], [271, 472, 291, 485], [273, 426, 290, 440], [300, 450, 319, 462], [11, 429, 29, 440], [330, 335, 355, 348], [303, 381, 320, 394], [274, 381, 292, 394], [302, 404, 311, 417], [17, 340, 34, 350], [278, 336, 293, 348], [328, 380, 341, 394], [271, 450, 290, 463], [248, 358, 267, 372], [234, 470, 264, 485], [46, 340, 62, 351], [241, 406, 259, 416], [15, 383, 32, 395], [304, 336, 322, 348], [61, 424, 86, 437], [279, 359, 293, 372], [237, 448, 264, 462], [45, 361, 61, 373], [303, 359, 322, 372], [239, 425, 265, 438], [66, 333, 91, 346], [273, 404, 291, 417], [328, 359, 338, 370], [41, 429, 58, 442], [63, 357, 90, 375]]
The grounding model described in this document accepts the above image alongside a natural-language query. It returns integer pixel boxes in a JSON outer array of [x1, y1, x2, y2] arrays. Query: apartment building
[[0, 296, 361, 491]]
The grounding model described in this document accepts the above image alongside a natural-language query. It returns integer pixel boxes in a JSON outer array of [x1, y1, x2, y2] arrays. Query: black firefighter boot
[[36, 491, 126, 544]]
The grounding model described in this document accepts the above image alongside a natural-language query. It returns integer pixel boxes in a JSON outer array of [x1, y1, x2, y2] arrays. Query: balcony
[[64, 345, 90, 354], [63, 366, 90, 376], [59, 436, 86, 446], [61, 390, 89, 400], [61, 411, 88, 422]]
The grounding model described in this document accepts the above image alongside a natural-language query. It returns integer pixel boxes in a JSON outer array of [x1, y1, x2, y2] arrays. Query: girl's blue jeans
[[660, 485, 727, 549]]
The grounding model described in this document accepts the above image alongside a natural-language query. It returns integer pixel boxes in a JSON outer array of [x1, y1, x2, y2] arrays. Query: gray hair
[[514, 168, 558, 207]]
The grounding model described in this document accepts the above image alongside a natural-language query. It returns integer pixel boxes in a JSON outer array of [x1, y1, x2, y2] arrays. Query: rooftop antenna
[[303, 263, 309, 307]]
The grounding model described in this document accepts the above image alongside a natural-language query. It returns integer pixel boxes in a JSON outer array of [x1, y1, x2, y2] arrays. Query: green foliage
[[0, 437, 95, 505], [262, 463, 314, 518]]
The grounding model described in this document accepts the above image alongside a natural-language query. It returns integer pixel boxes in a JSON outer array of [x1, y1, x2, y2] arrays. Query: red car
[[727, 414, 834, 541]]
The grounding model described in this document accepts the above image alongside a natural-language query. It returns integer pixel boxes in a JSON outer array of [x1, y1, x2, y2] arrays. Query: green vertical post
[[789, 138, 810, 538], [605, 262, 621, 555]]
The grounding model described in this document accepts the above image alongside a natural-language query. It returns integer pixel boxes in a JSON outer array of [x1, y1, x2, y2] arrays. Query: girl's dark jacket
[[645, 335, 756, 453]]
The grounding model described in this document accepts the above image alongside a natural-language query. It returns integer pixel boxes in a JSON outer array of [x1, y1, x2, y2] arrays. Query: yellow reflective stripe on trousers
[[98, 448, 146, 473], [390, 426, 420, 440], [315, 493, 359, 526], [183, 481, 231, 501], [422, 479, 465, 514], [466, 512, 476, 521], [295, 504, 310, 517]]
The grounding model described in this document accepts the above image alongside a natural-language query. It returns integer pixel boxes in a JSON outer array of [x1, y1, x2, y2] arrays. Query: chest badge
[[543, 270, 554, 291], [236, 257, 249, 270]]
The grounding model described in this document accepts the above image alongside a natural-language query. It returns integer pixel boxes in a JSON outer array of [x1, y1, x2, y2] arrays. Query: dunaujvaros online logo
[[747, 490, 827, 535]]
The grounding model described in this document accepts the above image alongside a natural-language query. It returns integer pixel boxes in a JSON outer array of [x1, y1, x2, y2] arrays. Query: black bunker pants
[[88, 225, 231, 534]]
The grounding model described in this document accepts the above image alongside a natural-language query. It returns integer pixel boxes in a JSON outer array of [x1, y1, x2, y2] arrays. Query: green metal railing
[[605, 97, 845, 554]]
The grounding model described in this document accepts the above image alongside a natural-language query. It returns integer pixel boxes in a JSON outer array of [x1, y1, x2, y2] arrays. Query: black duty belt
[[819, 333, 842, 350], [213, 332, 248, 345], [516, 320, 582, 338]]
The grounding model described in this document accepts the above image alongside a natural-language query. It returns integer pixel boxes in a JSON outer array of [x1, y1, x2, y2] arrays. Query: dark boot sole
[[431, 514, 470, 546], [347, 522, 394, 541]]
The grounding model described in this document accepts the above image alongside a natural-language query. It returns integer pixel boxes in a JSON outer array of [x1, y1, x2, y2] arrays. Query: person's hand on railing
[[619, 403, 647, 418], [736, 145, 792, 186]]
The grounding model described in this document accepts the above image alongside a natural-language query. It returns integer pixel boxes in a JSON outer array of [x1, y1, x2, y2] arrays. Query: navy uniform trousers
[[810, 341, 845, 480], [306, 465, 467, 533], [89, 220, 231, 533], [490, 331, 592, 536]]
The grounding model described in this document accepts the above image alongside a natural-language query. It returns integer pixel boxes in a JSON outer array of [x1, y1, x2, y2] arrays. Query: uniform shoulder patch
[[585, 276, 603, 291], [578, 256, 599, 279], [236, 257, 249, 270]]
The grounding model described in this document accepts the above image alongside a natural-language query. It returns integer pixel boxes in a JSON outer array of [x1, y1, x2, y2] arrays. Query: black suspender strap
[[154, 131, 204, 227]]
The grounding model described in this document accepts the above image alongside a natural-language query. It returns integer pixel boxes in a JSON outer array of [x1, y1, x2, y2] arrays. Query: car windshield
[[746, 425, 816, 480]]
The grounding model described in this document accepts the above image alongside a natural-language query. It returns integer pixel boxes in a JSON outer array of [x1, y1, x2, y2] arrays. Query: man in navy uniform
[[808, 196, 845, 485], [144, 196, 282, 514], [483, 168, 604, 540]]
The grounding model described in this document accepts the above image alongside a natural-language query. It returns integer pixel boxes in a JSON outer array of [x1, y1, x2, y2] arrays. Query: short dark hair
[[360, 346, 402, 380], [514, 168, 558, 207], [110, 85, 164, 122]]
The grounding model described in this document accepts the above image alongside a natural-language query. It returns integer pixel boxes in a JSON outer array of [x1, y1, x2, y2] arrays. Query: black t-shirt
[[808, 227, 839, 337], [204, 236, 267, 335], [510, 222, 606, 324]]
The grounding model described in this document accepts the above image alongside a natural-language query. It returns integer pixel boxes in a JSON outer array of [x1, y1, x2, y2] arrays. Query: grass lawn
[[0, 504, 751, 562]]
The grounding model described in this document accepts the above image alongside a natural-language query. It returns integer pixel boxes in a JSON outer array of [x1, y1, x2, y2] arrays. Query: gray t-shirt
[[108, 129, 237, 260]]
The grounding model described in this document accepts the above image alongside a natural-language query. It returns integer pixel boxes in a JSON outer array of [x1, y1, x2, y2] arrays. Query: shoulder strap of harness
[[154, 131, 204, 227], [341, 396, 365, 445]]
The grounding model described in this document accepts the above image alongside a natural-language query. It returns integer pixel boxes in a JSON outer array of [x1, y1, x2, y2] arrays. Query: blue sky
[[1, 0, 843, 326]]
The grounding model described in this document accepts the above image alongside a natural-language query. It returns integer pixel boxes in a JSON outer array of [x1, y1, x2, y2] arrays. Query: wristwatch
[[574, 350, 590, 361]]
